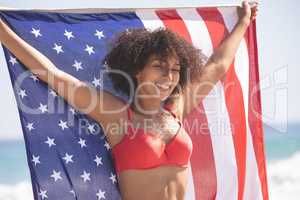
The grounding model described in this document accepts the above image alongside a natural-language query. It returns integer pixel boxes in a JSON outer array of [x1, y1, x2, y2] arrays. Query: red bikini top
[[111, 104, 193, 174]]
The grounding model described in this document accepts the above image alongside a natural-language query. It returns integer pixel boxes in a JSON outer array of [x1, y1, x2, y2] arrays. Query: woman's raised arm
[[182, 1, 258, 118]]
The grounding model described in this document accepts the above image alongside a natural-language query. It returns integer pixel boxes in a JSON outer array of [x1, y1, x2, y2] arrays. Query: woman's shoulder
[[97, 91, 131, 147], [95, 90, 129, 128]]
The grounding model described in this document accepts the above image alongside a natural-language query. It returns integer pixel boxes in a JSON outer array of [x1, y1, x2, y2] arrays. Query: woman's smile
[[155, 82, 172, 91]]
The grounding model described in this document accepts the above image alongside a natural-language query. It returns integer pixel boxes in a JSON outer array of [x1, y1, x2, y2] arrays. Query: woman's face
[[135, 54, 181, 101]]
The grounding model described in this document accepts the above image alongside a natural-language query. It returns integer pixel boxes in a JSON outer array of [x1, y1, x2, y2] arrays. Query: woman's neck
[[131, 97, 166, 117]]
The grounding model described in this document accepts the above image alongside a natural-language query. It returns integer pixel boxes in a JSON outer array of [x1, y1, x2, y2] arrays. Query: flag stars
[[64, 30, 75, 40], [58, 120, 69, 130], [30, 73, 39, 82], [9, 56, 18, 65], [18, 89, 27, 99], [104, 141, 110, 150], [45, 136, 56, 148], [38, 103, 48, 113], [31, 28, 42, 38], [109, 172, 117, 184], [84, 44, 95, 55], [49, 89, 57, 97], [94, 30, 105, 39], [72, 60, 83, 71], [96, 189, 106, 200], [102, 61, 109, 69], [94, 155, 103, 167], [70, 190, 76, 197], [62, 153, 74, 164], [32, 154, 41, 166], [26, 122, 34, 131], [50, 170, 63, 182], [87, 123, 96, 134], [38, 189, 48, 200], [69, 107, 76, 115], [80, 170, 91, 182], [125, 28, 132, 35], [78, 138, 87, 148], [53, 43, 64, 54], [92, 77, 102, 88]]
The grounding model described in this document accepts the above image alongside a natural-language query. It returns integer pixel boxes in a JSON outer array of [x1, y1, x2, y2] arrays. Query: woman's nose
[[162, 68, 173, 78]]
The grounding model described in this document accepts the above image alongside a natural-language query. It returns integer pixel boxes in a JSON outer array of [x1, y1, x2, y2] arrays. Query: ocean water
[[0, 123, 299, 200]]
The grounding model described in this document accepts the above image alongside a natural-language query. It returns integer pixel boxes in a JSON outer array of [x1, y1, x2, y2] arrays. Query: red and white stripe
[[136, 6, 268, 200]]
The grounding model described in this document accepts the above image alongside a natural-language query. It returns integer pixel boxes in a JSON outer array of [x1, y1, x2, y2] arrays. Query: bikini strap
[[163, 104, 180, 123], [127, 105, 133, 121]]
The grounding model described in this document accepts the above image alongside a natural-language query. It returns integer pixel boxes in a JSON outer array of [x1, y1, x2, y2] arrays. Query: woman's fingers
[[251, 5, 258, 20], [248, 1, 259, 7]]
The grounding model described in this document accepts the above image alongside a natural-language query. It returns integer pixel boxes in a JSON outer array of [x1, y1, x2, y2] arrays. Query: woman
[[0, 1, 258, 200]]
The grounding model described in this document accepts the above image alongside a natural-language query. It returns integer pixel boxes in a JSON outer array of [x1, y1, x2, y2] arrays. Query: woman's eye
[[153, 65, 180, 73], [170, 69, 180, 74], [153, 65, 162, 70]]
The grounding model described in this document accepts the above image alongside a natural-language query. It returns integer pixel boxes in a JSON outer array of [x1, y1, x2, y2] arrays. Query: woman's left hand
[[237, 1, 259, 25]]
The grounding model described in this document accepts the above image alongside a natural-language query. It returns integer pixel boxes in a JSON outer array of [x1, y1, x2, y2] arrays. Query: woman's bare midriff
[[116, 165, 189, 200]]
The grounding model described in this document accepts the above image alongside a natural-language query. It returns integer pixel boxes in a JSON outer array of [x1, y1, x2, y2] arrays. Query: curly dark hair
[[103, 27, 207, 103]]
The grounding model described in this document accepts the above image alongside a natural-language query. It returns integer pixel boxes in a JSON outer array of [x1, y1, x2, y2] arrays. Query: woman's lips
[[155, 82, 171, 90]]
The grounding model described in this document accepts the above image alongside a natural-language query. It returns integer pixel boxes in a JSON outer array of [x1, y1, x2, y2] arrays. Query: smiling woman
[[140, 54, 181, 101], [104, 27, 207, 107], [0, 1, 259, 200]]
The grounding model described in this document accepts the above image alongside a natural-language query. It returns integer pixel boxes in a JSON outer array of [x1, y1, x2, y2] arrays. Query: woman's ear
[[135, 71, 141, 81]]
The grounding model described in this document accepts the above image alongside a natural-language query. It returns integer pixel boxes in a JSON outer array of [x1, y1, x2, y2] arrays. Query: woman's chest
[[130, 111, 183, 144]]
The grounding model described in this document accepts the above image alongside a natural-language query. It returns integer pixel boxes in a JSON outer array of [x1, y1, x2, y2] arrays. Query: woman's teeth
[[156, 83, 171, 90]]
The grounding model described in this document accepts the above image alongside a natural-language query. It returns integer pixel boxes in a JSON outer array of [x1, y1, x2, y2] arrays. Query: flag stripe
[[135, 9, 165, 30], [197, 8, 249, 200], [177, 8, 239, 200], [155, 9, 193, 42], [194, 7, 239, 199], [218, 7, 264, 200], [244, 20, 270, 200], [177, 9, 223, 199]]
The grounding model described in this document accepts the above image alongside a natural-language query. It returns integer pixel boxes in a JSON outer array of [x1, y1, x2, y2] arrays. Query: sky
[[0, 0, 298, 140]]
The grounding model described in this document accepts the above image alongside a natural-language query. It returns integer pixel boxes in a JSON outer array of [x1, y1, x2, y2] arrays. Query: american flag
[[0, 5, 269, 200]]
